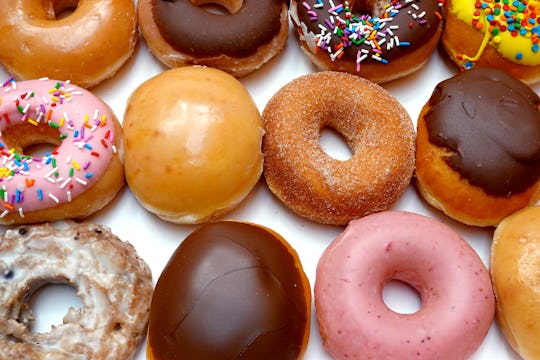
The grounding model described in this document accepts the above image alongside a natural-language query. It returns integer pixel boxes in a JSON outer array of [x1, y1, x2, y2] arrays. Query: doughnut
[[123, 67, 263, 224], [290, 0, 444, 83], [491, 206, 540, 359], [0, 221, 153, 359], [315, 210, 495, 359], [262, 71, 415, 225], [137, 0, 289, 77], [0, 79, 124, 225], [147, 221, 311, 359], [0, 0, 137, 88], [415, 67, 540, 227], [442, 0, 540, 84]]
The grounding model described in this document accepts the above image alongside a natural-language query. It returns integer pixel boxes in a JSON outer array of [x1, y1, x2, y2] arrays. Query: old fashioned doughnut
[[491, 206, 540, 360], [0, 221, 153, 360], [137, 0, 289, 77], [0, 79, 124, 225], [262, 71, 415, 225], [442, 0, 540, 84], [290, 0, 444, 83], [415, 67, 540, 227], [147, 221, 311, 359], [315, 211, 495, 359], [123, 67, 263, 224], [0, 0, 137, 88]]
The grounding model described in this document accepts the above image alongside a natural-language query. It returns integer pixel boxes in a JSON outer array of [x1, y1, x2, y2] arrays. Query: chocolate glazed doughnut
[[138, 0, 289, 76]]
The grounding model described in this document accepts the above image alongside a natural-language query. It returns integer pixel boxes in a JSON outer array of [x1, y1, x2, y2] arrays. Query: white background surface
[[4, 9, 540, 360]]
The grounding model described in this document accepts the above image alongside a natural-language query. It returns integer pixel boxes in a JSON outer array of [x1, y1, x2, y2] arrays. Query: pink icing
[[315, 211, 495, 359], [0, 79, 117, 218]]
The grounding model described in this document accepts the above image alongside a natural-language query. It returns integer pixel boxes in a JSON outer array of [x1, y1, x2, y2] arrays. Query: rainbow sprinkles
[[0, 78, 118, 219]]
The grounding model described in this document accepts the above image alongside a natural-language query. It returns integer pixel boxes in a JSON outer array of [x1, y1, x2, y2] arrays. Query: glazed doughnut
[[0, 0, 137, 88], [0, 221, 153, 360], [442, 0, 540, 84], [147, 221, 311, 359], [290, 0, 444, 83], [262, 71, 415, 225], [491, 206, 540, 359], [137, 0, 289, 77], [0, 79, 124, 225], [315, 211, 495, 359], [123, 67, 263, 224], [415, 67, 540, 227]]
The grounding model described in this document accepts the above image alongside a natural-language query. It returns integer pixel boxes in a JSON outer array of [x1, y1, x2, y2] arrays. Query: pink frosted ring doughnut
[[315, 211, 495, 359]]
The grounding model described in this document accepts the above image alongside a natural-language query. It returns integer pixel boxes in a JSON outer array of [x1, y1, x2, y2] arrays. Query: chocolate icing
[[424, 68, 540, 197], [151, 0, 286, 58], [148, 221, 310, 359], [296, 0, 442, 63]]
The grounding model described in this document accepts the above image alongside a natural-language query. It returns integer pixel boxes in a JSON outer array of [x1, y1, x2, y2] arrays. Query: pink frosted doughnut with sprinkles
[[290, 0, 445, 83], [0, 78, 124, 224]]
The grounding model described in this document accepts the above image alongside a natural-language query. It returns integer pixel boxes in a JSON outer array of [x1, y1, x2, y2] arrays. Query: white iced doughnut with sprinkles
[[290, 0, 444, 83], [0, 78, 124, 224]]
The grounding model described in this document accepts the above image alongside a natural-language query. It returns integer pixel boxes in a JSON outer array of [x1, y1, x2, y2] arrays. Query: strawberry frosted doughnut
[[315, 211, 495, 359], [0, 79, 124, 225]]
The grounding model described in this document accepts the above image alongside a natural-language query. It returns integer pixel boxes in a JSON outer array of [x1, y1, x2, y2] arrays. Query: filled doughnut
[[415, 67, 540, 227], [290, 0, 444, 83], [0, 79, 124, 225], [0, 0, 138, 88], [147, 221, 311, 359], [123, 67, 263, 224], [315, 211, 495, 359], [442, 0, 540, 84], [491, 206, 540, 360], [137, 0, 289, 77], [0, 221, 153, 360], [262, 71, 415, 225]]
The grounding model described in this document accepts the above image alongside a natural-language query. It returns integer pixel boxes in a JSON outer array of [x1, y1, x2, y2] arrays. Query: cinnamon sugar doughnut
[[0, 222, 153, 360], [262, 71, 415, 225]]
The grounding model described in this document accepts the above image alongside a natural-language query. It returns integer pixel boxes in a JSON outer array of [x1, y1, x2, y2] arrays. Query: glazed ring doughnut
[[315, 211, 495, 359], [0, 0, 137, 88], [0, 221, 153, 360], [262, 71, 415, 225], [290, 0, 444, 83], [137, 0, 289, 77], [0, 79, 124, 225]]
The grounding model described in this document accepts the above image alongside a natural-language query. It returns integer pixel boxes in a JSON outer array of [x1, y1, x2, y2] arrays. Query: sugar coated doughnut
[[315, 211, 495, 359], [415, 67, 540, 227], [138, 0, 289, 77], [491, 206, 540, 360], [0, 221, 153, 360], [0, 79, 124, 225], [147, 221, 311, 359], [0, 0, 137, 88], [262, 71, 415, 225], [442, 0, 540, 84], [123, 67, 263, 224], [290, 0, 444, 83]]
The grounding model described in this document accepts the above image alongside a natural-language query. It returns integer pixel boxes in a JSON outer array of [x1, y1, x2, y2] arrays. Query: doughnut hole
[[318, 127, 354, 161], [349, 0, 388, 17], [50, 0, 80, 19], [1, 123, 61, 157], [191, 0, 242, 14], [382, 279, 422, 315]]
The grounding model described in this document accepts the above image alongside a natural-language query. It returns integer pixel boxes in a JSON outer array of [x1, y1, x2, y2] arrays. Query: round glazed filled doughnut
[[491, 206, 540, 360], [137, 0, 289, 77], [147, 221, 311, 359], [0, 221, 153, 360], [0, 79, 124, 225], [0, 0, 137, 88], [315, 211, 495, 359], [415, 67, 540, 227], [262, 71, 415, 225], [123, 66, 263, 224], [442, 0, 540, 84], [290, 0, 444, 83]]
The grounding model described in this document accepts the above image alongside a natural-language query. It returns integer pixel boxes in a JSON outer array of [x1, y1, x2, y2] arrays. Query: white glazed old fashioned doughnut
[[0, 222, 153, 360]]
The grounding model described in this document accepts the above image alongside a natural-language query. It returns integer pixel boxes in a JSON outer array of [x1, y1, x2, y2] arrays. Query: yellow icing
[[450, 0, 540, 66]]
